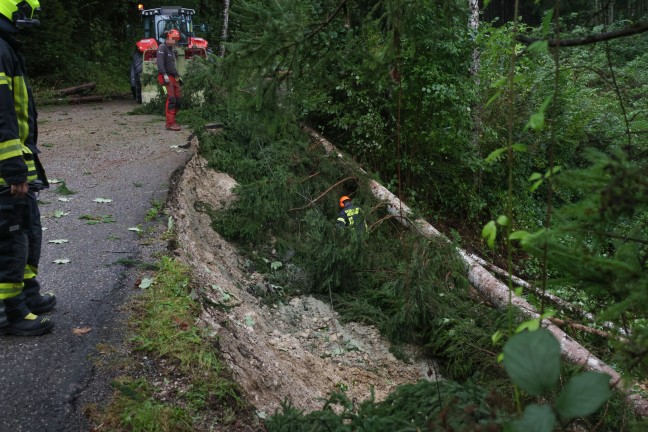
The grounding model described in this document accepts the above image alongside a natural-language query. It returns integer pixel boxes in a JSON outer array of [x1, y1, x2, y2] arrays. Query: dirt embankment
[[168, 143, 435, 415]]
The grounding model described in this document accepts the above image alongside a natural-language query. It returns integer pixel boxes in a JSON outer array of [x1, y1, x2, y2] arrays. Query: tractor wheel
[[130, 52, 144, 103]]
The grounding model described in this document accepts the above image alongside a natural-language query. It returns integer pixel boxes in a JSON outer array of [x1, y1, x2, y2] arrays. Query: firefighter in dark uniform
[[0, 0, 56, 336], [336, 196, 367, 233], [157, 28, 183, 131]]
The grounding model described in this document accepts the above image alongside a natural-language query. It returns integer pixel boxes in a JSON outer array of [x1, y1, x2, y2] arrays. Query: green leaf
[[93, 198, 113, 203], [53, 258, 71, 264], [514, 287, 524, 296], [527, 40, 548, 54], [48, 239, 69, 244], [540, 310, 556, 320], [270, 260, 283, 270], [512, 404, 556, 432], [484, 0, 491, 8], [542, 10, 554, 37], [544, 165, 562, 178], [497, 215, 509, 226], [511, 143, 527, 152], [485, 147, 506, 163], [515, 318, 540, 333], [139, 278, 154, 289], [530, 179, 543, 192], [503, 329, 560, 395], [509, 230, 531, 246], [555, 372, 612, 421], [482, 220, 497, 249], [528, 172, 542, 181], [491, 330, 503, 345], [525, 112, 545, 131]]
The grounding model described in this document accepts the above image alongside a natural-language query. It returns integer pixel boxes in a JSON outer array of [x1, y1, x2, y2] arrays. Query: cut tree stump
[[305, 126, 648, 417]]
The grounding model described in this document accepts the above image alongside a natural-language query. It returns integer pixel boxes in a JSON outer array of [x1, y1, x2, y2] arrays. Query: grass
[[89, 257, 254, 431], [145, 199, 165, 222]]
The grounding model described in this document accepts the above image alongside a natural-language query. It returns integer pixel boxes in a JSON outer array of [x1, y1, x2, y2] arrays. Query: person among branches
[[336, 195, 367, 233], [0, 0, 57, 336], [156, 28, 183, 131]]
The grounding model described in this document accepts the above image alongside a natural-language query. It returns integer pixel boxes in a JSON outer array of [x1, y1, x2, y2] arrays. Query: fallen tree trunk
[[466, 252, 626, 335], [57, 82, 96, 96], [306, 126, 648, 416]]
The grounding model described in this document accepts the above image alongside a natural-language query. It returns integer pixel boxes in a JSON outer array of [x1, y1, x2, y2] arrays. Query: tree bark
[[466, 252, 627, 336], [219, 0, 231, 57], [305, 126, 648, 417], [57, 82, 96, 96]]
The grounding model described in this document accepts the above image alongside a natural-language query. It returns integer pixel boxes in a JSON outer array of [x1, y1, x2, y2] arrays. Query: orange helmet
[[339, 196, 351, 208], [167, 29, 181, 41]]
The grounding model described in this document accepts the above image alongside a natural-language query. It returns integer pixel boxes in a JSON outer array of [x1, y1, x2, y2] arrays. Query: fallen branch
[[547, 317, 623, 341], [288, 176, 357, 212], [517, 22, 648, 47], [305, 126, 648, 417], [56, 82, 96, 96]]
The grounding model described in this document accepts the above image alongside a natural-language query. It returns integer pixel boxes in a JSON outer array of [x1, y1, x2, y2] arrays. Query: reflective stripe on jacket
[[337, 202, 366, 232]]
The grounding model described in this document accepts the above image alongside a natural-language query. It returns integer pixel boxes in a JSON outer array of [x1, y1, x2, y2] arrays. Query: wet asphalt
[[0, 99, 193, 432]]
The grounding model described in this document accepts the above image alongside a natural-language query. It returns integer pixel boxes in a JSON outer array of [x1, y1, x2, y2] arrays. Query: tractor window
[[157, 19, 191, 45], [143, 16, 155, 39]]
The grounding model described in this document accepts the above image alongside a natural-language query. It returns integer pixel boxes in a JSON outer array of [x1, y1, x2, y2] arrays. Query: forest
[[17, 0, 648, 431]]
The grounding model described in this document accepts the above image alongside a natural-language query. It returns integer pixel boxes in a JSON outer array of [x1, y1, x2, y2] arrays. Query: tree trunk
[[466, 252, 627, 335], [219, 0, 231, 57], [57, 82, 96, 96], [469, 0, 483, 188], [305, 126, 648, 417]]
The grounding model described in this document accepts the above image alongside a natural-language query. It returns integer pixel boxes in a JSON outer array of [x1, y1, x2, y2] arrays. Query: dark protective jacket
[[336, 202, 367, 232], [0, 31, 46, 188], [156, 43, 179, 77]]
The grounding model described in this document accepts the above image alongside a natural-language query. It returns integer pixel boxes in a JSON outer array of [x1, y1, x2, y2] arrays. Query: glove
[[163, 74, 169, 84]]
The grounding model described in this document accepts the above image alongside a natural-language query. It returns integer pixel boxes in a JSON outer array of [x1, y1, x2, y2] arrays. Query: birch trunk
[[219, 0, 231, 57], [306, 126, 648, 416]]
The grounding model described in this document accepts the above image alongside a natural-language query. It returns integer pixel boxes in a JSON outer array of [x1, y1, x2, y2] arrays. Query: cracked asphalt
[[0, 99, 193, 432]]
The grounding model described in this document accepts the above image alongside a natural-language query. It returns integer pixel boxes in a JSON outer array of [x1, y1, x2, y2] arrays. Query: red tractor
[[130, 5, 208, 103]]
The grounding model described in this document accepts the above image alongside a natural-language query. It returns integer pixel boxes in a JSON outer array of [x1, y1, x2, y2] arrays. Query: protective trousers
[[0, 192, 32, 325], [157, 74, 182, 127]]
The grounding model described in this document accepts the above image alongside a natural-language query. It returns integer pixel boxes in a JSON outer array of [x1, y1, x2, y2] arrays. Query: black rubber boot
[[22, 278, 57, 314], [0, 295, 54, 336]]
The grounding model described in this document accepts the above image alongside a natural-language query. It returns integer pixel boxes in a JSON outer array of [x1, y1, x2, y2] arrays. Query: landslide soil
[[168, 137, 434, 416]]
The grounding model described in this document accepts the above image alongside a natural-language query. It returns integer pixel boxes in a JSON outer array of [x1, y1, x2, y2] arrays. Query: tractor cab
[[130, 5, 209, 103]]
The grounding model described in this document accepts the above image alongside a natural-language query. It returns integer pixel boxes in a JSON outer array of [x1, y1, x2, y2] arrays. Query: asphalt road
[[0, 99, 193, 432]]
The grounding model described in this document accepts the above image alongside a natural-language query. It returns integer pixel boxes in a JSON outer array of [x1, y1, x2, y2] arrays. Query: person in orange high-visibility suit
[[156, 29, 183, 131]]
